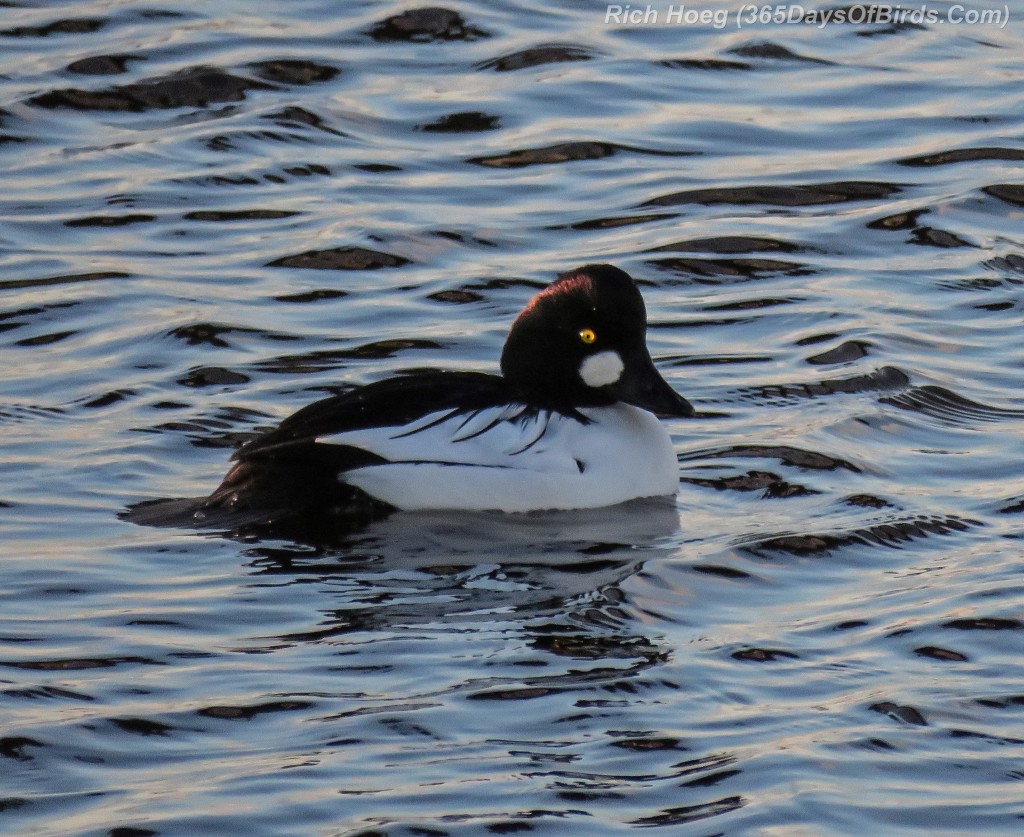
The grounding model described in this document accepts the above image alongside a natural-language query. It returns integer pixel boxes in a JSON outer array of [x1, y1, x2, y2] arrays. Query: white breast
[[318, 403, 679, 512]]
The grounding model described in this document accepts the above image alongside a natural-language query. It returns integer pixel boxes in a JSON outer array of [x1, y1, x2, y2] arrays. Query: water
[[2, 1, 1024, 834]]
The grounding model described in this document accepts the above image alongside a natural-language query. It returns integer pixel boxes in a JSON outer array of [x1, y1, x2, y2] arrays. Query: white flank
[[578, 350, 624, 388], [318, 403, 678, 512]]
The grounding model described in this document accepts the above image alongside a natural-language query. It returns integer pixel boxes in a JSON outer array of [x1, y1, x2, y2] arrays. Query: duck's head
[[500, 264, 693, 417]]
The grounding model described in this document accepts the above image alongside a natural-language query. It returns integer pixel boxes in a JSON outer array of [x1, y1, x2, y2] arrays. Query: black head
[[500, 264, 693, 416]]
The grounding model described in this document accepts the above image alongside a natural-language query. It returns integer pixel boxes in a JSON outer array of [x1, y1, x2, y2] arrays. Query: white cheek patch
[[579, 350, 624, 388]]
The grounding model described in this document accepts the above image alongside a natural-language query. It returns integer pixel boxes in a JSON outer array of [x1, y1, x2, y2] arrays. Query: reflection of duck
[[126, 265, 692, 534], [250, 500, 682, 632]]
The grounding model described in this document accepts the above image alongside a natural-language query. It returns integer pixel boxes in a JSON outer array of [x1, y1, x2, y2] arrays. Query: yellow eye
[[579, 328, 597, 344]]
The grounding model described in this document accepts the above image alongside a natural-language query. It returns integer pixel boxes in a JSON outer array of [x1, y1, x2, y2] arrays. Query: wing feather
[[236, 371, 515, 461]]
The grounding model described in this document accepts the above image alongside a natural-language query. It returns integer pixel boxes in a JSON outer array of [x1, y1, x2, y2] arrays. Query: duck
[[126, 264, 693, 532]]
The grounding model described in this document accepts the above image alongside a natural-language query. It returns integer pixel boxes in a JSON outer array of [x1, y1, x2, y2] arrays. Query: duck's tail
[[120, 457, 394, 540]]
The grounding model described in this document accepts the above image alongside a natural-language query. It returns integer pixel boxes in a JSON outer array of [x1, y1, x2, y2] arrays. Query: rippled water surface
[[3, 1, 1024, 834]]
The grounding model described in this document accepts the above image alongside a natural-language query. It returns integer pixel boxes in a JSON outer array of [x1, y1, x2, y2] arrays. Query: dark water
[[3, 2, 1024, 834]]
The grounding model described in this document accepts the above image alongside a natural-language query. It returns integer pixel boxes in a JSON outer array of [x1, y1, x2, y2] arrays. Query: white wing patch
[[318, 403, 678, 512], [319, 404, 572, 469]]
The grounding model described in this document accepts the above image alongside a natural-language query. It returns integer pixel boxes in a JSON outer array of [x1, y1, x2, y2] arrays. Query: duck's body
[[126, 264, 692, 533]]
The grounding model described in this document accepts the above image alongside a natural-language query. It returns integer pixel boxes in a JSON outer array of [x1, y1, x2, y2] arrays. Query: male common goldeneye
[[127, 264, 692, 531]]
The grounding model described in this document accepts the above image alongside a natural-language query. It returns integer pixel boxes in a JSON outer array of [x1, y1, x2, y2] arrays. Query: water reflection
[[223, 501, 755, 833], [243, 499, 681, 633]]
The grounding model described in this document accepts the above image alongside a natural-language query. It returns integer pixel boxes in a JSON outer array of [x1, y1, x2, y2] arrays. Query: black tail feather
[[121, 452, 395, 541]]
